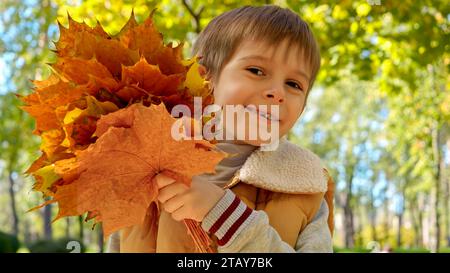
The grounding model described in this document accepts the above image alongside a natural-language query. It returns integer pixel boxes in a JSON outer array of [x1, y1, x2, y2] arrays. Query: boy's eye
[[246, 67, 265, 76], [286, 81, 304, 92]]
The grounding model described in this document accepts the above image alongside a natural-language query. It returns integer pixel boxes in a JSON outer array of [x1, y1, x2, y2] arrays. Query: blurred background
[[0, 0, 448, 253]]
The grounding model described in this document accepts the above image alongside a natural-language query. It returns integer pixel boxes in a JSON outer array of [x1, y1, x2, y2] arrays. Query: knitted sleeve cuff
[[201, 189, 257, 246]]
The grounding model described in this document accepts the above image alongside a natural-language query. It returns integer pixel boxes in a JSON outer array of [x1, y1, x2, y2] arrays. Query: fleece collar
[[226, 139, 328, 194]]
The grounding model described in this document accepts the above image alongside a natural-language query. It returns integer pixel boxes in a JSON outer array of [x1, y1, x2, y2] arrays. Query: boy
[[108, 5, 334, 253]]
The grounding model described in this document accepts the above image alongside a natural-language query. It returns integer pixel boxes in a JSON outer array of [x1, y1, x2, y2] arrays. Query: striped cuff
[[201, 189, 256, 246]]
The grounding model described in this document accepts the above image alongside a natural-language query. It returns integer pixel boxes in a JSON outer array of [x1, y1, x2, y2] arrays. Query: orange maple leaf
[[44, 103, 225, 239]]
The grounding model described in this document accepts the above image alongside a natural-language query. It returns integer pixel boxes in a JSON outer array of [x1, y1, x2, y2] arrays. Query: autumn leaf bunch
[[20, 10, 224, 252]]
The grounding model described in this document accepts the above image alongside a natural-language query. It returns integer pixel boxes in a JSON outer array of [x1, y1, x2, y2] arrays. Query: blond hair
[[192, 5, 321, 92]]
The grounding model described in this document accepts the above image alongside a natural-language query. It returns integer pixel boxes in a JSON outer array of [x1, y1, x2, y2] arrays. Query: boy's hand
[[154, 173, 225, 222]]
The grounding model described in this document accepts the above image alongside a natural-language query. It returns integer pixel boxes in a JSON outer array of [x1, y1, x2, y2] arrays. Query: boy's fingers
[[158, 182, 189, 204], [162, 193, 185, 213], [154, 173, 176, 189]]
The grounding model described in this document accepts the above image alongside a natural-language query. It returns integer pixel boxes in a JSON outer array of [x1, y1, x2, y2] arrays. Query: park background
[[0, 0, 449, 253]]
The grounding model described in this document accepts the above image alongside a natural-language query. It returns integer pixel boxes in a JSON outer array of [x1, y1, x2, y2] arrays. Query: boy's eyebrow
[[238, 55, 310, 81]]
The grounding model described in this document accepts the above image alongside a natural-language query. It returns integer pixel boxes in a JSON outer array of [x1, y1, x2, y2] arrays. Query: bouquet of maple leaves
[[19, 10, 226, 253]]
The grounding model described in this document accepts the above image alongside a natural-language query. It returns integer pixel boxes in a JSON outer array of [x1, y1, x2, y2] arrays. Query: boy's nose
[[263, 88, 285, 103]]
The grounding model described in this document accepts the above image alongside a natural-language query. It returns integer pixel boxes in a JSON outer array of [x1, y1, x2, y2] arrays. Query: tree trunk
[[370, 216, 378, 243], [419, 194, 427, 247], [410, 195, 422, 248], [8, 172, 19, 236], [396, 185, 407, 248], [65, 217, 71, 238], [431, 124, 442, 252], [356, 204, 365, 247], [444, 172, 450, 247], [98, 224, 104, 253], [78, 215, 84, 243], [383, 196, 391, 245], [418, 210, 425, 247], [24, 219, 31, 246], [343, 165, 355, 248], [369, 180, 378, 242], [369, 204, 378, 242], [43, 199, 52, 240], [443, 138, 449, 247], [397, 212, 403, 248], [344, 204, 355, 248]]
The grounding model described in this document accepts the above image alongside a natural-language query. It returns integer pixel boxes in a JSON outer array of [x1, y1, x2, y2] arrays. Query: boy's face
[[210, 38, 311, 146]]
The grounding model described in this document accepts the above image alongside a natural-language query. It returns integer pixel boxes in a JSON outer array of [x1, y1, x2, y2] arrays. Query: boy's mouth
[[245, 105, 280, 122]]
